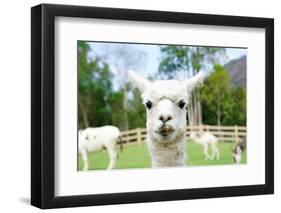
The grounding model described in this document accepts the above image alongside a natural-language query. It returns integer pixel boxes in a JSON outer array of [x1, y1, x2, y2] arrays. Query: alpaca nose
[[159, 115, 172, 123]]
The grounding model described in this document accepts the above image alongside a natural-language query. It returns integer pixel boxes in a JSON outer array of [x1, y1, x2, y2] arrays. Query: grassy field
[[78, 141, 246, 171]]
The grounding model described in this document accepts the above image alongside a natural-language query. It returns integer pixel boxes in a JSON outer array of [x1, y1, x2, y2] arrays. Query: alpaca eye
[[178, 100, 185, 109], [145, 101, 152, 109]]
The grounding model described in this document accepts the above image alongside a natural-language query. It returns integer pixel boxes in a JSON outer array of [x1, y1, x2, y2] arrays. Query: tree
[[201, 64, 231, 126], [78, 41, 113, 129], [127, 88, 147, 129], [109, 91, 125, 129], [100, 44, 147, 130], [223, 87, 246, 125]]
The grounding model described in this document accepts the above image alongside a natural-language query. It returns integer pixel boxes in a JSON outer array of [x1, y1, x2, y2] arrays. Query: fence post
[[136, 128, 142, 145], [234, 125, 239, 144], [199, 124, 203, 134], [218, 125, 223, 143], [188, 124, 194, 136]]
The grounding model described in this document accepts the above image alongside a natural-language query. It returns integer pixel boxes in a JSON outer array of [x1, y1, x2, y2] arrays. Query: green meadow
[[78, 141, 246, 171]]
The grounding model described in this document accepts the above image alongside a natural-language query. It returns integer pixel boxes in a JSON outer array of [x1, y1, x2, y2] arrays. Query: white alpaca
[[128, 70, 205, 167], [78, 126, 122, 171], [189, 132, 220, 160]]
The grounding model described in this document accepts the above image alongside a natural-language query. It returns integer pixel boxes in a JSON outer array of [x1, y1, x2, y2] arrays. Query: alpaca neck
[[193, 135, 202, 144], [147, 133, 186, 167]]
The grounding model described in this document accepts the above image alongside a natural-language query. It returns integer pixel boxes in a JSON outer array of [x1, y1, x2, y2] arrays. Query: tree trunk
[[186, 105, 192, 126], [191, 64, 203, 126], [193, 91, 198, 125], [217, 94, 221, 126], [187, 95, 195, 126], [79, 100, 89, 128], [191, 85, 203, 126], [196, 88, 202, 125], [122, 87, 129, 130]]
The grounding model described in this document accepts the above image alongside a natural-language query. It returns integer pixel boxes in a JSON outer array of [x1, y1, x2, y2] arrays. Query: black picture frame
[[31, 3, 274, 209]]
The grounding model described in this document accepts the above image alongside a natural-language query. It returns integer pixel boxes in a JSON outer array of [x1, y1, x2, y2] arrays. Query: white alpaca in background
[[128, 70, 205, 167], [79, 126, 122, 171], [232, 137, 246, 164], [189, 132, 220, 160]]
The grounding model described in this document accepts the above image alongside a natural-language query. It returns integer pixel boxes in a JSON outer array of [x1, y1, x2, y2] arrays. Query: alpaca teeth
[[162, 126, 171, 133]]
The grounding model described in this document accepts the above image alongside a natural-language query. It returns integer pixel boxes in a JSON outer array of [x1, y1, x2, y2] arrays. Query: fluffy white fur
[[190, 132, 220, 160], [128, 70, 205, 167], [78, 126, 121, 171]]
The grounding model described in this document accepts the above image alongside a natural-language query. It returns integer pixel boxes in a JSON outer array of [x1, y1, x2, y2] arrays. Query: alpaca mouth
[[156, 125, 174, 136]]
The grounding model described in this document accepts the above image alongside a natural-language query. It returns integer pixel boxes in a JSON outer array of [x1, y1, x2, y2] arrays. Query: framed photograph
[[31, 3, 274, 209]]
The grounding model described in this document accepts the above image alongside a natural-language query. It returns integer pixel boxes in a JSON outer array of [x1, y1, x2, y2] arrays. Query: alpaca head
[[189, 132, 198, 141], [128, 70, 205, 143], [232, 146, 243, 163]]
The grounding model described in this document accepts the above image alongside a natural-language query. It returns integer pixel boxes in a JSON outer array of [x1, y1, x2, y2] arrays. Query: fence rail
[[120, 125, 246, 146]]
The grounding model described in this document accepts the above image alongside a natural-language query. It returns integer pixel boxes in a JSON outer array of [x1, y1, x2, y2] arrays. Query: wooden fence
[[120, 125, 246, 146]]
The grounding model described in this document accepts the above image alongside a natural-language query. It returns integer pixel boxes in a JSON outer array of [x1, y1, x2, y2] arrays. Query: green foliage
[[158, 46, 190, 79], [223, 87, 246, 125], [108, 91, 124, 128], [78, 41, 147, 130], [206, 64, 231, 94], [127, 89, 147, 129], [200, 64, 246, 125], [78, 41, 114, 128], [158, 46, 225, 79]]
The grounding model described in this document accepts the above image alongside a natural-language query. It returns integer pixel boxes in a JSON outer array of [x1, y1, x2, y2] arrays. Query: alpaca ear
[[128, 70, 150, 93], [185, 71, 206, 92]]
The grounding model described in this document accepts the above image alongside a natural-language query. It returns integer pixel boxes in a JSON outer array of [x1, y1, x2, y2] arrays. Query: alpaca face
[[143, 81, 188, 142], [128, 70, 205, 143]]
